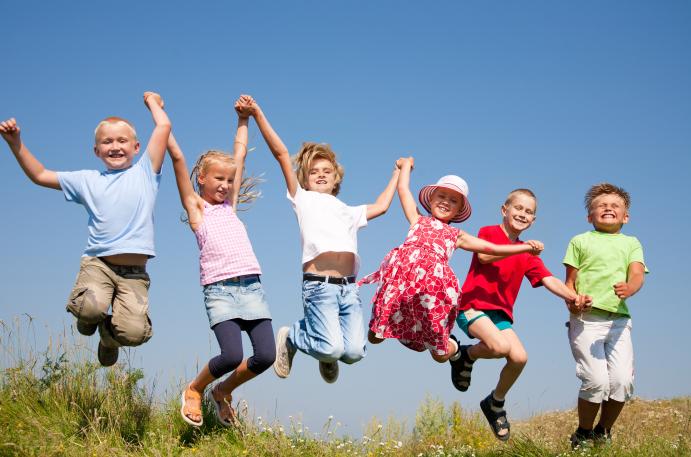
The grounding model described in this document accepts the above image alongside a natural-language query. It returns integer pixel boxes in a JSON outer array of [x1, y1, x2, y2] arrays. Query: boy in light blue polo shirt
[[0, 92, 171, 366]]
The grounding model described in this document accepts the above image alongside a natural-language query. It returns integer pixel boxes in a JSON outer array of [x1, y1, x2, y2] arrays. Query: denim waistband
[[210, 274, 261, 286]]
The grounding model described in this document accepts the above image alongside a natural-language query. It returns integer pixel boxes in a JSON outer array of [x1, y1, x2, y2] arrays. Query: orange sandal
[[180, 384, 203, 427], [209, 385, 236, 427]]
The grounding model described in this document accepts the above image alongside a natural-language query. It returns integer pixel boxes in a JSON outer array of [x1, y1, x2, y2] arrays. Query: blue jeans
[[289, 280, 366, 364]]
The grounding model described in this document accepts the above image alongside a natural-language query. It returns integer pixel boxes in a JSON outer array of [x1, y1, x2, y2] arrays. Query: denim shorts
[[456, 308, 512, 338], [203, 275, 271, 328]]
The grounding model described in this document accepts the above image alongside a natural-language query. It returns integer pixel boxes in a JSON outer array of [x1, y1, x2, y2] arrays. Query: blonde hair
[[504, 188, 537, 207], [584, 183, 630, 211], [94, 117, 138, 141], [294, 142, 344, 196], [190, 150, 261, 208]]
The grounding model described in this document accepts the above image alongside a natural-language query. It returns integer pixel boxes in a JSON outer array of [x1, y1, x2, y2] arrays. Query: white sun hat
[[418, 175, 472, 223]]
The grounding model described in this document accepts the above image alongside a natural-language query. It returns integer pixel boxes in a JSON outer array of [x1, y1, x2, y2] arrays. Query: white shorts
[[567, 311, 634, 403]]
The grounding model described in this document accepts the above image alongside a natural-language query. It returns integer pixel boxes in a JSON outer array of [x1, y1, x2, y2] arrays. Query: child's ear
[[134, 141, 141, 154], [501, 204, 508, 217], [623, 211, 630, 224]]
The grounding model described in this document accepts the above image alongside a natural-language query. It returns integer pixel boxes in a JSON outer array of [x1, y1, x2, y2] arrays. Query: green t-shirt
[[563, 231, 648, 316]]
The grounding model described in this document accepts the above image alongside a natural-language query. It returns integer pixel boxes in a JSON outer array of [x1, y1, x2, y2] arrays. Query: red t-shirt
[[459, 225, 552, 322]]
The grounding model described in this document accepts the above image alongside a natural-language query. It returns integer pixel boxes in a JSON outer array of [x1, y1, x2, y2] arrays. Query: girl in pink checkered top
[[167, 95, 275, 427]]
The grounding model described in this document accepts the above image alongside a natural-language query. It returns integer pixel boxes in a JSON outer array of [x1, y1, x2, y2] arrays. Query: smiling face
[[588, 193, 629, 233], [501, 193, 537, 239], [197, 160, 236, 204], [93, 121, 140, 170], [306, 158, 339, 195], [429, 187, 464, 223]]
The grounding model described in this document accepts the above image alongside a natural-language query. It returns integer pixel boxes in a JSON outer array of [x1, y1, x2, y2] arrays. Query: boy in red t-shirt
[[449, 189, 591, 441]]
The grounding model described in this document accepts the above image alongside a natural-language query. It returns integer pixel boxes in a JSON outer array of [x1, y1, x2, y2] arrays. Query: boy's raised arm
[[248, 100, 298, 197], [1, 118, 60, 190], [366, 157, 404, 220], [143, 92, 172, 174], [397, 157, 420, 226], [167, 133, 202, 226]]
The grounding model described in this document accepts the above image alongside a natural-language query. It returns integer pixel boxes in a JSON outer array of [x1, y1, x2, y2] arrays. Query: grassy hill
[[0, 322, 688, 456]]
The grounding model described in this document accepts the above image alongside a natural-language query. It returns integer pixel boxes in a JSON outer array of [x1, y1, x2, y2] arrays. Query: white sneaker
[[273, 326, 295, 378], [319, 360, 339, 384]]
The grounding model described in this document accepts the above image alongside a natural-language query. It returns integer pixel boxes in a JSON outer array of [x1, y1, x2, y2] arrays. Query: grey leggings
[[208, 318, 276, 378]]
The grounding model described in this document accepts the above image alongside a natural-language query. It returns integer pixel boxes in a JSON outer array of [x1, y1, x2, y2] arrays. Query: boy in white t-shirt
[[249, 99, 402, 383]]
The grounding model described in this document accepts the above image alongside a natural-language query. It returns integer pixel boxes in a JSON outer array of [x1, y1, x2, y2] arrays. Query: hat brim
[[418, 184, 472, 223]]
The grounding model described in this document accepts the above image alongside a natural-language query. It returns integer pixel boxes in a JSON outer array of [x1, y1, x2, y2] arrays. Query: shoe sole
[[273, 327, 292, 378], [319, 361, 339, 384]]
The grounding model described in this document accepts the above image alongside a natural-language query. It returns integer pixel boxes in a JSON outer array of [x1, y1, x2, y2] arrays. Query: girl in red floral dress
[[359, 158, 543, 362]]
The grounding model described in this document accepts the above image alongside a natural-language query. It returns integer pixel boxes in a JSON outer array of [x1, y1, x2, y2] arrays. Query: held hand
[[234, 95, 254, 118], [580, 294, 593, 311], [613, 282, 634, 299], [564, 297, 580, 314], [397, 156, 414, 170], [525, 240, 544, 255], [143, 92, 164, 109], [0, 118, 21, 147], [246, 98, 260, 117]]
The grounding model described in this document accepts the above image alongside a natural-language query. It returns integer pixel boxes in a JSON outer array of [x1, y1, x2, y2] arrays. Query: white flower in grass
[[420, 294, 436, 309]]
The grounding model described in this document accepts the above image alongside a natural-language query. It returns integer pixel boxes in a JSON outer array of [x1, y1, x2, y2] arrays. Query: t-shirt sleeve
[[139, 151, 161, 190], [56, 170, 87, 204], [563, 237, 581, 269], [629, 237, 649, 273], [286, 185, 304, 208], [476, 226, 491, 240], [525, 255, 553, 287], [351, 204, 368, 229]]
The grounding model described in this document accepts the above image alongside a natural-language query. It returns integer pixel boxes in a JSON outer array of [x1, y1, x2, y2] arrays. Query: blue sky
[[2, 1, 690, 435]]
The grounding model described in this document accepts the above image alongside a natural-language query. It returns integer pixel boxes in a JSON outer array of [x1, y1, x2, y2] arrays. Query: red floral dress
[[359, 216, 461, 355]]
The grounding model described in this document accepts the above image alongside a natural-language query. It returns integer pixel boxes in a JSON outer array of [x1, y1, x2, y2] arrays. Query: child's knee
[[486, 338, 511, 358], [250, 346, 277, 374], [508, 348, 528, 366], [66, 287, 109, 323], [340, 345, 366, 364], [110, 315, 153, 346], [578, 372, 610, 403], [315, 341, 345, 362], [609, 371, 634, 402]]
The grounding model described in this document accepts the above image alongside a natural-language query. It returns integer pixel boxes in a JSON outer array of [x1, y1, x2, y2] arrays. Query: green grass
[[0, 317, 689, 456]]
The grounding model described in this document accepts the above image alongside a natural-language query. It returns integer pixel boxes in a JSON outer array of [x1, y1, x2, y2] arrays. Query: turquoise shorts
[[456, 308, 512, 338]]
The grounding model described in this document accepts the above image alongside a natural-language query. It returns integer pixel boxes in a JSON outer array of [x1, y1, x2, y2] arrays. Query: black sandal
[[449, 336, 474, 392], [480, 392, 510, 441]]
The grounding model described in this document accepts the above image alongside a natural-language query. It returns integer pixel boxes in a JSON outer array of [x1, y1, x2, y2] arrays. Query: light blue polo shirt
[[57, 152, 161, 258]]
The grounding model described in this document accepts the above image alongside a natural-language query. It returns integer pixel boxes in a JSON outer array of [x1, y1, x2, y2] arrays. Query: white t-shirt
[[287, 186, 368, 274]]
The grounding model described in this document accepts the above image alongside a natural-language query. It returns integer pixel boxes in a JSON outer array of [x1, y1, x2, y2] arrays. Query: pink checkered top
[[194, 202, 261, 285]]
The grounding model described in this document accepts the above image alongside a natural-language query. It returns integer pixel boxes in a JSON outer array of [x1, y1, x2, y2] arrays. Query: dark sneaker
[[449, 336, 474, 392], [570, 428, 595, 450], [319, 361, 339, 383], [97, 341, 119, 367], [593, 425, 612, 446], [77, 320, 98, 336], [273, 326, 296, 378]]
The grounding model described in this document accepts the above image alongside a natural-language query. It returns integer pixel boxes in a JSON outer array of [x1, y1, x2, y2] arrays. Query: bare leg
[[493, 329, 528, 400], [216, 359, 257, 395], [596, 399, 625, 430], [577, 397, 601, 429], [466, 317, 511, 360], [183, 363, 216, 424], [368, 330, 384, 344], [431, 338, 458, 363]]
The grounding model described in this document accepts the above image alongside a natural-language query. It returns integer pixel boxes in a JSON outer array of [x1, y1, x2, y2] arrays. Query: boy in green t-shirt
[[563, 183, 647, 449]]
